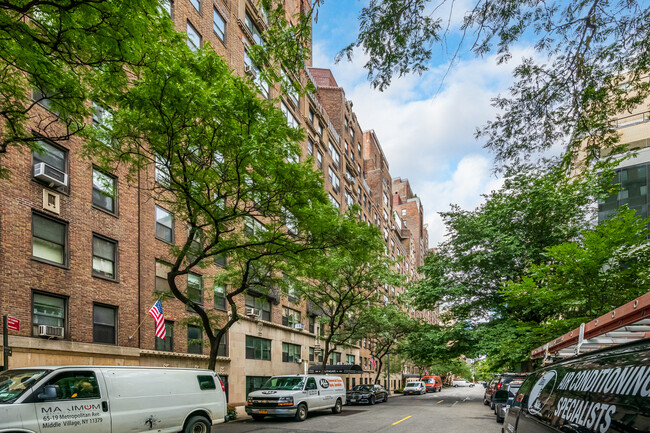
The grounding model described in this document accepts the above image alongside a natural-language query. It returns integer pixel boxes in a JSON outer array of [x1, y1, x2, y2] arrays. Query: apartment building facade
[[0, 0, 435, 406]]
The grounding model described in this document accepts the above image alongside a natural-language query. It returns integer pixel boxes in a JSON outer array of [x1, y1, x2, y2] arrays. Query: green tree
[[359, 304, 419, 383], [294, 218, 400, 374], [89, 38, 347, 370], [330, 0, 650, 168], [0, 0, 172, 176]]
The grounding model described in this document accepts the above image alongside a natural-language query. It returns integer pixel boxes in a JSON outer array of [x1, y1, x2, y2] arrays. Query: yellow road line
[[392, 415, 412, 426], [437, 400, 444, 404]]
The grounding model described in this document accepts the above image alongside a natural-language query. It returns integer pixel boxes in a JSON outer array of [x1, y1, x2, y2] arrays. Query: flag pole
[[129, 297, 162, 340]]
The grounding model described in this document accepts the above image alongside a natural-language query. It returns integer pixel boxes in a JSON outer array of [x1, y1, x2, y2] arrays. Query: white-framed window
[[244, 217, 265, 236], [213, 8, 226, 41], [92, 235, 117, 279], [329, 142, 340, 168], [317, 151, 323, 169], [345, 190, 353, 206], [186, 21, 201, 50], [190, 0, 200, 13], [307, 138, 313, 156], [32, 212, 67, 266], [155, 206, 174, 243], [329, 194, 340, 209], [281, 102, 299, 129], [383, 192, 389, 207], [245, 12, 263, 45], [328, 168, 340, 193], [92, 169, 117, 213], [244, 51, 269, 98]]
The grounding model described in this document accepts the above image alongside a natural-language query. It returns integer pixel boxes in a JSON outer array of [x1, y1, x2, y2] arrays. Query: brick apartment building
[[0, 0, 436, 406]]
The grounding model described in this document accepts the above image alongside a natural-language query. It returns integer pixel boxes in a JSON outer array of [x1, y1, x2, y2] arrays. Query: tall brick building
[[0, 0, 436, 407]]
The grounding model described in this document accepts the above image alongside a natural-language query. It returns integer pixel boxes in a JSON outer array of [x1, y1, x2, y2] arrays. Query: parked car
[[494, 379, 524, 423], [0, 365, 228, 433], [502, 338, 650, 433], [487, 373, 528, 409], [346, 384, 388, 405], [452, 379, 475, 387], [403, 381, 426, 395], [246, 375, 345, 422], [420, 375, 443, 393], [484, 376, 502, 406]]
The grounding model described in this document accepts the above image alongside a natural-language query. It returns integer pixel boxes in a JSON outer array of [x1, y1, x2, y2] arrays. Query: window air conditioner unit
[[245, 307, 261, 317], [293, 323, 305, 330], [244, 64, 256, 78], [36, 325, 64, 339], [34, 162, 68, 188], [295, 358, 303, 363]]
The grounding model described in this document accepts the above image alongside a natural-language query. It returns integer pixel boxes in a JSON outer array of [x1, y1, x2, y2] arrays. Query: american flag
[[149, 300, 166, 339]]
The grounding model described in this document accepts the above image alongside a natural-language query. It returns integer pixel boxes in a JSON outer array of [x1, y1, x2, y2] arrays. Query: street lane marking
[[392, 416, 412, 426], [437, 400, 444, 404], [452, 401, 458, 407]]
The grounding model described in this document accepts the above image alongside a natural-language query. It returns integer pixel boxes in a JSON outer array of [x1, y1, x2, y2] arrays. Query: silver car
[[403, 381, 426, 395]]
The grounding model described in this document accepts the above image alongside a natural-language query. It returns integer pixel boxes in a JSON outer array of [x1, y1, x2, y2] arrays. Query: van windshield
[[260, 377, 305, 391], [0, 369, 49, 404]]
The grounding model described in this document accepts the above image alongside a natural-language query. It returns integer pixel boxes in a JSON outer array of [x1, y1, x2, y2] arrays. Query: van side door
[[303, 378, 320, 410], [33, 369, 111, 433]]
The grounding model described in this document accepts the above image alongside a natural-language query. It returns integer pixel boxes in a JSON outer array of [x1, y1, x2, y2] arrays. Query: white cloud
[[311, 43, 535, 246]]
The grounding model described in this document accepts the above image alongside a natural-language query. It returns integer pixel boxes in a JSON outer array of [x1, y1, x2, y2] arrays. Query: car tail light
[[496, 383, 502, 390], [219, 379, 225, 392]]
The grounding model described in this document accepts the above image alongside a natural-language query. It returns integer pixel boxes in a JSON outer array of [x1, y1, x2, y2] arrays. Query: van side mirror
[[37, 385, 58, 401], [493, 390, 509, 404]]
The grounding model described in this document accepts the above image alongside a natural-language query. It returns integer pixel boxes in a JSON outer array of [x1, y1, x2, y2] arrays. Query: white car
[[246, 375, 346, 422], [0, 365, 228, 433], [452, 379, 475, 387], [403, 381, 426, 395]]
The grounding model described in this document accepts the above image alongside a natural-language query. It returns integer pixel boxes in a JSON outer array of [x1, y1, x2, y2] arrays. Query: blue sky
[[311, 1, 535, 246]]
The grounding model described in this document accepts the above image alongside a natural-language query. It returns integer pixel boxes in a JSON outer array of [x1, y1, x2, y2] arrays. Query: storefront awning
[[308, 364, 364, 374]]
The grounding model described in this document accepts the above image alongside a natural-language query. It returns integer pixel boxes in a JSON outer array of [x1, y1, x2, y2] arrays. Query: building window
[[214, 283, 227, 310], [160, 0, 173, 16], [214, 253, 227, 267], [308, 316, 315, 333], [244, 51, 269, 98], [186, 21, 201, 50], [599, 163, 649, 222], [246, 376, 271, 396], [93, 304, 117, 344], [92, 235, 117, 279], [307, 138, 314, 156], [309, 109, 314, 124], [244, 217, 265, 236], [309, 347, 315, 362], [329, 142, 340, 168], [345, 190, 353, 207], [282, 307, 301, 327], [358, 143, 362, 154], [318, 122, 323, 136], [383, 192, 389, 207], [328, 168, 340, 193], [155, 206, 174, 243], [155, 321, 174, 352], [32, 140, 69, 192], [244, 12, 263, 45], [190, 0, 200, 13], [346, 354, 355, 364], [245, 294, 271, 321], [187, 325, 203, 354], [329, 194, 340, 209], [281, 102, 299, 129], [317, 151, 323, 169], [329, 351, 341, 365], [282, 343, 301, 362], [213, 8, 225, 41], [187, 273, 203, 311], [245, 335, 271, 360], [217, 332, 228, 357], [155, 260, 171, 292], [32, 292, 65, 335], [32, 212, 67, 266], [92, 169, 117, 213], [154, 154, 169, 185]]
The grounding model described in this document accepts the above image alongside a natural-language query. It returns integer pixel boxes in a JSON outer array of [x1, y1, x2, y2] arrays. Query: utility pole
[[386, 353, 390, 394], [2, 315, 8, 371]]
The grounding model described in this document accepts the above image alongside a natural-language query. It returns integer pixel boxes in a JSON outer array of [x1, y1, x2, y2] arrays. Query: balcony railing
[[611, 111, 649, 129]]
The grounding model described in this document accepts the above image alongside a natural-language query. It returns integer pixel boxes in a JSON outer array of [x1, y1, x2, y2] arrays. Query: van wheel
[[251, 415, 265, 421], [332, 398, 343, 414], [294, 403, 308, 421], [184, 415, 210, 433]]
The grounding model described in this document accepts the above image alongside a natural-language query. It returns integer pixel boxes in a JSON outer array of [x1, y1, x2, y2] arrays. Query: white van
[[0, 365, 228, 433], [245, 374, 346, 421]]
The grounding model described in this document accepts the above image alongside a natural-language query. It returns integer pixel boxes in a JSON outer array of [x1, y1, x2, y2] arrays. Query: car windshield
[[405, 383, 420, 388], [423, 378, 435, 383], [260, 377, 305, 391], [0, 369, 49, 404], [352, 385, 372, 392]]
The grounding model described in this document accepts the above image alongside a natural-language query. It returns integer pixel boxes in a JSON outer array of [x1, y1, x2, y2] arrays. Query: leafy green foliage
[[0, 0, 172, 176]]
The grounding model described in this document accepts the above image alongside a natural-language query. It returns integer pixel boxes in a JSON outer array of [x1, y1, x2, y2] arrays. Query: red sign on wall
[[6, 316, 20, 331]]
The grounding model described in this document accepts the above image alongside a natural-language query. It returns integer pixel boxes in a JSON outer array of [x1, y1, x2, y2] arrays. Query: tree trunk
[[374, 358, 383, 383]]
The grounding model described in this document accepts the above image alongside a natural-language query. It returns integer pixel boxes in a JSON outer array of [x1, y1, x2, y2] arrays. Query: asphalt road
[[215, 385, 502, 433]]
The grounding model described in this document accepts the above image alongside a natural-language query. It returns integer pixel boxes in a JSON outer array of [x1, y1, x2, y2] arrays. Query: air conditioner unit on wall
[[293, 323, 305, 330], [34, 162, 68, 188], [36, 325, 64, 339], [245, 307, 261, 318]]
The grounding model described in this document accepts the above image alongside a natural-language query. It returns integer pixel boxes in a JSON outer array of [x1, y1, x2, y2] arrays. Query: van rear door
[[33, 368, 111, 433]]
